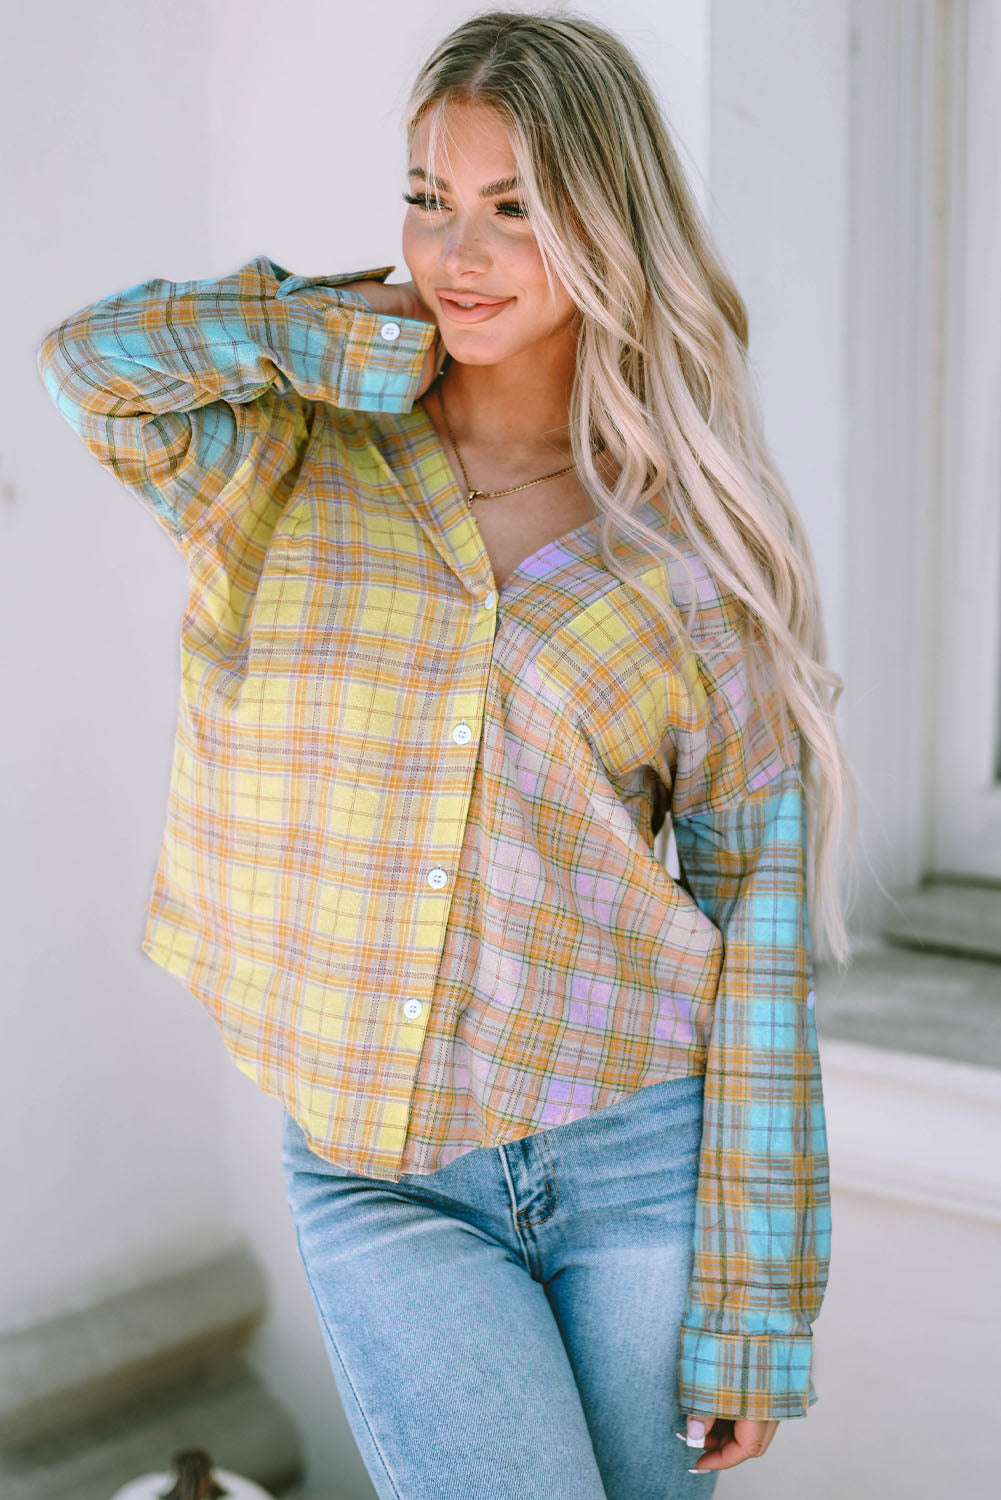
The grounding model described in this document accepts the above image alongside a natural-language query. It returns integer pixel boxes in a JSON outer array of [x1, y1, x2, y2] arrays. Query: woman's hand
[[681, 1412, 780, 1474], [338, 277, 446, 398], [341, 276, 435, 322]]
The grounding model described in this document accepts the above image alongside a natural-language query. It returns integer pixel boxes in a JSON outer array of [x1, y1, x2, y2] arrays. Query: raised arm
[[35, 256, 439, 550]]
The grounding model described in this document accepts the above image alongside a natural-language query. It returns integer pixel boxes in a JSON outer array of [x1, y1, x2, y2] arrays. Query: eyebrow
[[407, 167, 523, 197]]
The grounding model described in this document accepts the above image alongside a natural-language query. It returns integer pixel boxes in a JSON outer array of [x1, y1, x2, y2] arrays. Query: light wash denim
[[280, 1073, 720, 1500]]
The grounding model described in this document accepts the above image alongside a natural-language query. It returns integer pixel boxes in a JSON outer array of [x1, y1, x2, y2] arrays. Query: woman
[[37, 9, 857, 1498]]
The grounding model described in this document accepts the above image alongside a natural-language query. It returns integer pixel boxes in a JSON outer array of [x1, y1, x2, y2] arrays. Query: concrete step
[[0, 1247, 267, 1447], [0, 1358, 302, 1500], [0, 1246, 305, 1499], [883, 877, 1001, 961]]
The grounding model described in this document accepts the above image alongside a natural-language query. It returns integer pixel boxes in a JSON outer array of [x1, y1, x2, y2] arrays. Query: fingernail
[[688, 1466, 711, 1474], [686, 1419, 706, 1446]]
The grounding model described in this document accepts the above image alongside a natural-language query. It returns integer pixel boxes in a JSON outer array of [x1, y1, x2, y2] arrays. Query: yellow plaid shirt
[[37, 255, 831, 1420]]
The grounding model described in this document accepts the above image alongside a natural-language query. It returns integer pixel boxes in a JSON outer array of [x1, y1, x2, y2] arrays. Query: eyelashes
[[401, 192, 528, 220]]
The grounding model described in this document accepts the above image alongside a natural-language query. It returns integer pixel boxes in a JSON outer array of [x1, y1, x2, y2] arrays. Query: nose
[[437, 213, 492, 278]]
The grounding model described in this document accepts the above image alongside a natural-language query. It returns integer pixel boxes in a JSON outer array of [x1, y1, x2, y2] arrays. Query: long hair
[[402, 7, 860, 968]]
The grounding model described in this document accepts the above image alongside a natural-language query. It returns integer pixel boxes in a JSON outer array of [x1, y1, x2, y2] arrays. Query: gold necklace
[[436, 375, 580, 508]]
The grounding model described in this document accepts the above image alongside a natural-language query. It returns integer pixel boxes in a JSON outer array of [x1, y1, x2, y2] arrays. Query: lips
[[437, 292, 514, 324], [435, 290, 508, 305]]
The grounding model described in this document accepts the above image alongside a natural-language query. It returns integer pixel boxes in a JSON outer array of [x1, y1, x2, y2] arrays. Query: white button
[[452, 720, 472, 745], [806, 990, 816, 1009], [380, 320, 401, 341], [427, 866, 448, 889], [403, 998, 424, 1020], [482, 591, 496, 611]]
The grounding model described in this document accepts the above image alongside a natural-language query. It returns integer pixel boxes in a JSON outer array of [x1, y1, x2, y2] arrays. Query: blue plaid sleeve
[[35, 257, 437, 548], [667, 582, 832, 1421]]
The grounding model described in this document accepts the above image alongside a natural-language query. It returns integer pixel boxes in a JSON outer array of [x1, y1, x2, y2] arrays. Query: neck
[[433, 338, 578, 458]]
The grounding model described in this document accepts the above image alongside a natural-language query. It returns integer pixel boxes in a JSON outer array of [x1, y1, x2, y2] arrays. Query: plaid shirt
[[37, 255, 831, 1421]]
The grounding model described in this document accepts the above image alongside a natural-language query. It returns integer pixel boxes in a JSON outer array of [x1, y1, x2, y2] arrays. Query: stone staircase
[[0, 1246, 345, 1500]]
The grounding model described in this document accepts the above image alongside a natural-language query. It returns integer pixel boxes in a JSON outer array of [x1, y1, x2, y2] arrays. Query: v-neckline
[[493, 513, 602, 596], [410, 397, 602, 598]]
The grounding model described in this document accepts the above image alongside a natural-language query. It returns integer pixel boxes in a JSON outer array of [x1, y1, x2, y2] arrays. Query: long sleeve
[[667, 579, 831, 1421], [35, 256, 437, 550]]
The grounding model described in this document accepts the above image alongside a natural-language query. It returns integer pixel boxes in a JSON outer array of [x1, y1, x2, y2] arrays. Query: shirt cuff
[[678, 1327, 819, 1420], [274, 267, 437, 413], [331, 305, 438, 412]]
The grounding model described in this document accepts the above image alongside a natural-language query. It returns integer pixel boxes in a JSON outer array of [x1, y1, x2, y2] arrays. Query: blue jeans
[[280, 1073, 719, 1500]]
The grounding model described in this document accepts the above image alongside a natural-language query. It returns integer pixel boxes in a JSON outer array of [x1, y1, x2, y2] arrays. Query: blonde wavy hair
[[403, 7, 860, 969]]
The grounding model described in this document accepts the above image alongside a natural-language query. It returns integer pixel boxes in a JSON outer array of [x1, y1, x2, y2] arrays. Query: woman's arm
[[35, 257, 440, 550], [665, 590, 831, 1426], [672, 754, 829, 1420]]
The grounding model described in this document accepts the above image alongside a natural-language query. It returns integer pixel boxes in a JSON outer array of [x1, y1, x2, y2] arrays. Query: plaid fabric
[[36, 255, 830, 1420]]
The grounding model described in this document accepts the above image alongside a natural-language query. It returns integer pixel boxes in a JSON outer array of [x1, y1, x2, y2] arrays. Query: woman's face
[[402, 100, 579, 369]]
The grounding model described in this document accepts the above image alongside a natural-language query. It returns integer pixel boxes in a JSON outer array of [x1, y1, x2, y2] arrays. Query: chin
[[442, 341, 515, 366]]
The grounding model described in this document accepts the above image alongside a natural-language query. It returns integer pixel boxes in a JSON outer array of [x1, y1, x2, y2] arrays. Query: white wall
[[708, 0, 849, 688], [2, 0, 233, 1334]]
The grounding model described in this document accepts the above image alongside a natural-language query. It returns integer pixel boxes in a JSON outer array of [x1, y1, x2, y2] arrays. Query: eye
[[401, 192, 529, 220], [401, 192, 444, 211]]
